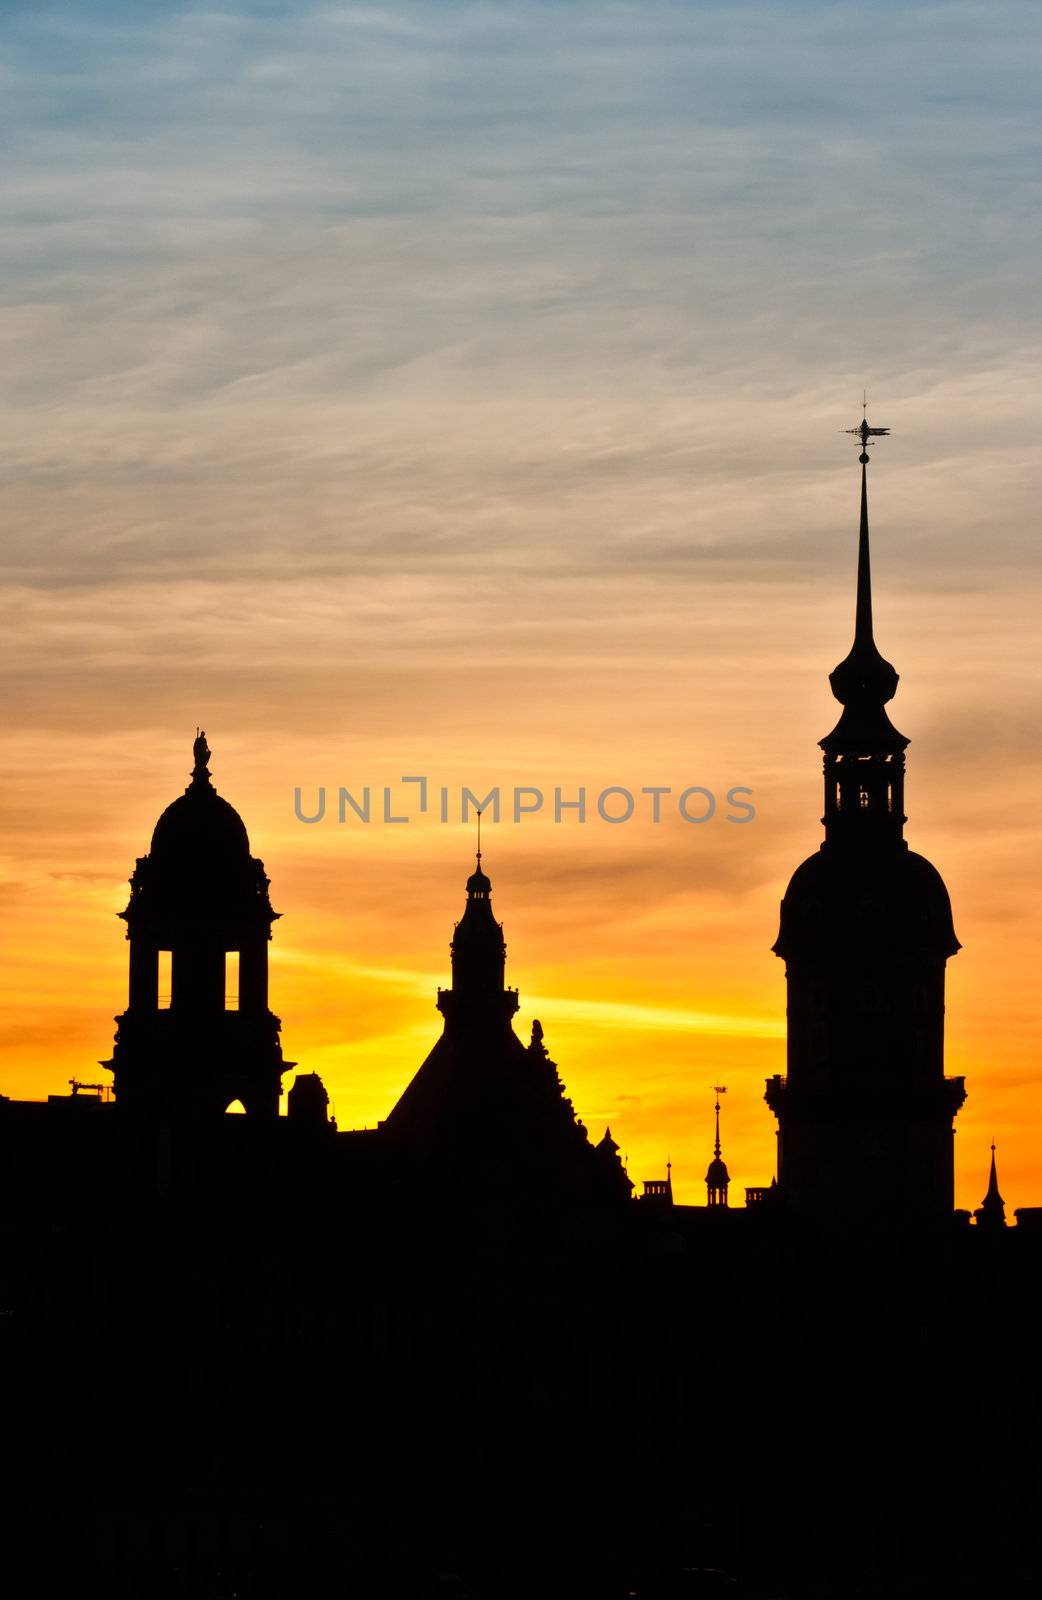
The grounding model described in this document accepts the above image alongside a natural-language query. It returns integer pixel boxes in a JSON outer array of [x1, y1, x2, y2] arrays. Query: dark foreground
[[2, 1162, 1039, 1600]]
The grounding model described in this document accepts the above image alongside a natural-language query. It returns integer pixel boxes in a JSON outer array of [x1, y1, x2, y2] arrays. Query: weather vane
[[845, 392, 889, 464]]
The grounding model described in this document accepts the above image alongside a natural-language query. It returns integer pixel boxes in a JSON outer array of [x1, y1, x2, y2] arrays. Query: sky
[[2, 1, 1042, 1207]]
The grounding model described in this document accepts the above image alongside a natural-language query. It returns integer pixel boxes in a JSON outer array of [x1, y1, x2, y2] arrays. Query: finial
[[191, 728, 212, 785], [712, 1085, 727, 1159], [476, 807, 482, 868]]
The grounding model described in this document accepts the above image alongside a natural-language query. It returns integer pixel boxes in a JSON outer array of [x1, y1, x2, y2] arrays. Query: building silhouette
[[767, 423, 966, 1225], [106, 730, 291, 1120], [975, 1141, 1007, 1229], [705, 1087, 729, 1207], [2, 425, 1041, 1596], [381, 845, 632, 1218]]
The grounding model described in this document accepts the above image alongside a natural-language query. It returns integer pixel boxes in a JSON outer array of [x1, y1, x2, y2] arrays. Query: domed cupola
[[465, 861, 492, 898], [123, 732, 275, 924], [440, 844, 516, 1019], [107, 733, 289, 1121]]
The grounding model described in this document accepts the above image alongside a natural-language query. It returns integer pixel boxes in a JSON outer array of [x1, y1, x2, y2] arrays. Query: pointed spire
[[464, 808, 492, 899], [706, 1086, 730, 1206], [854, 460, 874, 648], [975, 1140, 1007, 1229], [820, 414, 910, 828], [827, 441, 900, 716], [986, 1142, 1002, 1200], [713, 1084, 726, 1159]]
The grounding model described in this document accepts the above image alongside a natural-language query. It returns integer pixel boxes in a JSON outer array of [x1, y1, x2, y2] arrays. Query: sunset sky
[[2, 2, 1042, 1208]]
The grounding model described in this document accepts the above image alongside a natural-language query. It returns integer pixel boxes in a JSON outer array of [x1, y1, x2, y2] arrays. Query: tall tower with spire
[[106, 733, 289, 1119], [382, 846, 532, 1151], [706, 1085, 730, 1207], [767, 418, 966, 1225]]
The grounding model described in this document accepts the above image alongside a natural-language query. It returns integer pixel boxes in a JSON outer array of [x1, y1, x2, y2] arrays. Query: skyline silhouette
[[2, 424, 1028, 1226], [3, 419, 1041, 1600]]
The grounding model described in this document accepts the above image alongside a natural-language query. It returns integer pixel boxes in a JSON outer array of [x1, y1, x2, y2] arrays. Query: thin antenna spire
[[476, 807, 482, 866], [712, 1085, 727, 1159], [841, 407, 890, 646]]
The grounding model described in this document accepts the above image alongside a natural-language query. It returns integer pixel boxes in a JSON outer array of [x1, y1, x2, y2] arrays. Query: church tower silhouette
[[382, 846, 528, 1151], [767, 421, 966, 1224], [381, 844, 627, 1209], [106, 733, 290, 1118]]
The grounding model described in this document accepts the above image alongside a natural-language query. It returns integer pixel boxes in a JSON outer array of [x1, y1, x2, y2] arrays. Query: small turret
[[705, 1086, 730, 1207], [974, 1142, 1007, 1230], [436, 843, 518, 1026]]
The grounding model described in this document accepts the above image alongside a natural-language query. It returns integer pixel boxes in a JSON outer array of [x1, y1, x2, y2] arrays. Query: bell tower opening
[[157, 950, 172, 1010], [224, 950, 240, 1011]]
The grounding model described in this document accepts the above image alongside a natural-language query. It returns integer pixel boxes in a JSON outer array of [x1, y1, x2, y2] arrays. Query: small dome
[[706, 1156, 730, 1187], [828, 636, 899, 711], [466, 862, 491, 897]]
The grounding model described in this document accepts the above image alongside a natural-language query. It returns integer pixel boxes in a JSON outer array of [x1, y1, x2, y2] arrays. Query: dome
[[774, 844, 959, 963], [706, 1156, 730, 1187], [150, 783, 250, 865], [122, 734, 274, 924]]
